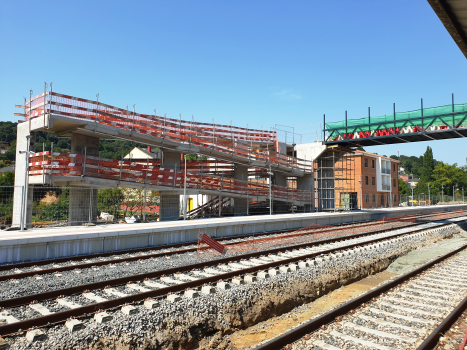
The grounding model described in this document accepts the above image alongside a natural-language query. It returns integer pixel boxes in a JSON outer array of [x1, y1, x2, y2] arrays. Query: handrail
[[28, 152, 313, 203], [19, 92, 313, 172]]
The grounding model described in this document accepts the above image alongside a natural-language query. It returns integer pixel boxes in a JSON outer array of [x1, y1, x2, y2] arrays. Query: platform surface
[[1, 204, 466, 264]]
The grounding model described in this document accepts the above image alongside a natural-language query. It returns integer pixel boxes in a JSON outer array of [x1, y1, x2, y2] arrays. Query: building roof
[[428, 0, 467, 59], [353, 150, 400, 162]]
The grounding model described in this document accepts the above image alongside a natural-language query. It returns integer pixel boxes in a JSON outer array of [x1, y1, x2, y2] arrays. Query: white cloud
[[272, 89, 302, 101]]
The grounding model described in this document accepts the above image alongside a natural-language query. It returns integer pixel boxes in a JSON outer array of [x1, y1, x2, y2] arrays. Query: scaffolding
[[315, 147, 356, 211]]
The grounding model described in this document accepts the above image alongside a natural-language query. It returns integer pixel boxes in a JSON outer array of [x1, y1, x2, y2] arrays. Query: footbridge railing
[[28, 152, 312, 203], [324, 100, 467, 144], [16, 92, 313, 172]]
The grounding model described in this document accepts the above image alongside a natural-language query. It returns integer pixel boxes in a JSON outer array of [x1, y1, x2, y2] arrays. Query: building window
[[371, 159, 375, 168], [381, 194, 384, 206], [372, 177, 375, 185], [393, 178, 396, 187], [372, 194, 376, 203], [364, 158, 368, 167], [393, 164, 396, 171], [365, 176, 368, 185], [394, 194, 397, 203], [366, 194, 369, 203]]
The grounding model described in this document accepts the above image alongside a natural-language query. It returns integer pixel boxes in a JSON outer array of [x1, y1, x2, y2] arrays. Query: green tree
[[420, 146, 435, 183], [398, 178, 409, 195], [431, 162, 467, 195], [0, 171, 14, 186]]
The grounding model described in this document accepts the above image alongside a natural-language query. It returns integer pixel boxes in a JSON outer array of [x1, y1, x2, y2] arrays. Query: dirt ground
[[228, 270, 397, 349], [229, 230, 467, 350]]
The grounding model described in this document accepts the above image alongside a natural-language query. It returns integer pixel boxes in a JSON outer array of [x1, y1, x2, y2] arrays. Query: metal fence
[[0, 186, 160, 229], [399, 194, 466, 207]]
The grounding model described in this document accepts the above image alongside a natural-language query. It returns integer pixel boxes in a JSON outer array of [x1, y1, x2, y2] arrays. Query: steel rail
[[253, 243, 467, 350], [0, 220, 427, 282], [0, 220, 458, 337], [417, 295, 467, 349], [0, 210, 452, 276]]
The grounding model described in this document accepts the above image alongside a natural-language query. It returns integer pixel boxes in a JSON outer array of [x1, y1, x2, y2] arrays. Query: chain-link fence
[[399, 194, 466, 207], [0, 186, 160, 229]]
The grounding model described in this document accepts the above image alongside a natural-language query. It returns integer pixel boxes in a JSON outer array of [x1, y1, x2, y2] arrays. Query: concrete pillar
[[274, 173, 288, 213], [160, 150, 181, 221], [233, 165, 248, 216], [162, 150, 181, 169], [12, 123, 36, 228], [297, 174, 314, 212], [69, 133, 99, 225]]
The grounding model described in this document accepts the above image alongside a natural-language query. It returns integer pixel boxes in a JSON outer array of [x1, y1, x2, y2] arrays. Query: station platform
[[1, 204, 466, 264]]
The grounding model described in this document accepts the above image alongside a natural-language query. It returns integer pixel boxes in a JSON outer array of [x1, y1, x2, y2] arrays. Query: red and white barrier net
[[28, 152, 312, 202], [18, 92, 313, 172]]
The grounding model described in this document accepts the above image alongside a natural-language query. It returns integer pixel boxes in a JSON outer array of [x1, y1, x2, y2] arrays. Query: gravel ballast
[[2, 222, 463, 350]]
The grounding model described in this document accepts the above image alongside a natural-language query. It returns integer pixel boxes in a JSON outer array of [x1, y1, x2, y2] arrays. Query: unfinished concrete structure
[[13, 91, 315, 228]]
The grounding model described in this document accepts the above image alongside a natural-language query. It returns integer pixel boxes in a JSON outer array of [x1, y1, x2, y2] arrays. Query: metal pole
[[20, 136, 32, 231], [269, 165, 272, 215], [421, 98, 424, 130], [411, 187, 414, 206], [452, 93, 455, 129], [453, 185, 455, 204], [442, 184, 444, 203], [323, 114, 325, 142], [463, 187, 464, 204], [183, 155, 187, 220], [50, 142, 54, 185], [428, 183, 431, 205], [119, 154, 123, 182], [43, 82, 47, 127], [89, 188, 93, 223], [246, 174, 249, 215], [368, 107, 371, 136], [345, 110, 347, 137], [95, 93, 99, 130], [83, 147, 87, 177], [393, 103, 396, 132], [42, 142, 45, 185], [132, 104, 136, 132]]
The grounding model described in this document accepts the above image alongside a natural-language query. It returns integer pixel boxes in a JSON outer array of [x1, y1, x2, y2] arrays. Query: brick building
[[351, 150, 400, 209]]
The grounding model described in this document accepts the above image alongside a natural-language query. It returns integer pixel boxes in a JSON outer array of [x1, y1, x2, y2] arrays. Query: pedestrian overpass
[[324, 99, 467, 147]]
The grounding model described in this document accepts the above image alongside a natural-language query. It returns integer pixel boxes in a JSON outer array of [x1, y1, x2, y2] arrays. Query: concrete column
[[69, 133, 99, 225], [297, 174, 314, 212], [272, 173, 287, 213], [12, 123, 36, 228], [233, 165, 248, 216], [159, 150, 181, 221]]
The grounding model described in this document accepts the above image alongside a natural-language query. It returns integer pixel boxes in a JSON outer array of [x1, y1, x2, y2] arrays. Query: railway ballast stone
[[4, 223, 463, 350]]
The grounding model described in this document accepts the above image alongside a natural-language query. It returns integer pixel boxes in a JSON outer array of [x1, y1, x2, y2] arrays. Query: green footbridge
[[324, 100, 467, 147]]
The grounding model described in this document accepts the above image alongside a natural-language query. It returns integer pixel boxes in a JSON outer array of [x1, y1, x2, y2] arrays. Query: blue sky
[[1, 0, 466, 165]]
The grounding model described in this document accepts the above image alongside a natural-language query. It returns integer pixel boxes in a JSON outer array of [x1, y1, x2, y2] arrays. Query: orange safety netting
[[28, 152, 312, 202], [18, 92, 313, 172]]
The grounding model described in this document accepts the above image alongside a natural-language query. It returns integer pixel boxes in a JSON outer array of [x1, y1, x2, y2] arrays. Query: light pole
[[442, 184, 444, 204], [183, 154, 187, 220], [463, 187, 464, 204], [268, 165, 272, 215], [453, 185, 455, 204], [411, 187, 414, 206], [359, 176, 362, 209], [428, 183, 430, 206]]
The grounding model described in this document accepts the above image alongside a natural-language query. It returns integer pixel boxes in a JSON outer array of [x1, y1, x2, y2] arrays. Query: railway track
[[0, 217, 464, 345], [255, 232, 467, 350], [0, 211, 458, 283]]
